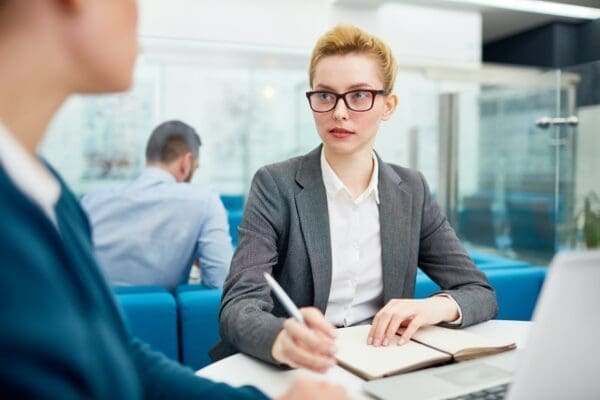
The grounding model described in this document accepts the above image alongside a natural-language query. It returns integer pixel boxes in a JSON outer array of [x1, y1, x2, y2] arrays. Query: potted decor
[[582, 192, 600, 249]]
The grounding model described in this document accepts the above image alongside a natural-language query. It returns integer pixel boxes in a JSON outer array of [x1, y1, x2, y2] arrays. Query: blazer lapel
[[377, 155, 413, 302], [294, 146, 332, 313]]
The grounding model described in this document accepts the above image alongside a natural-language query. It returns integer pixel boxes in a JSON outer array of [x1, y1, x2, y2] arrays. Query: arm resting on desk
[[129, 339, 269, 400]]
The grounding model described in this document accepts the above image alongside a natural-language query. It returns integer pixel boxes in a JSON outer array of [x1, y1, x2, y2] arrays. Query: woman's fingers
[[284, 318, 335, 357], [302, 307, 337, 338]]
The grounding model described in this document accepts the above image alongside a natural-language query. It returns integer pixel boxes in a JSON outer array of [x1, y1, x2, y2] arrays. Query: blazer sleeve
[[218, 167, 288, 364], [416, 172, 498, 327]]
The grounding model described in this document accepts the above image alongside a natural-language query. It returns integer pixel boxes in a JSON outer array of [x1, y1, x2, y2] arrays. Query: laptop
[[364, 250, 600, 400]]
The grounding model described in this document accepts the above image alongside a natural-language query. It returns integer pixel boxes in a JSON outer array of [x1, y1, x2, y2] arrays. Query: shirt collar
[[320, 148, 380, 204], [141, 167, 177, 183], [0, 120, 61, 225]]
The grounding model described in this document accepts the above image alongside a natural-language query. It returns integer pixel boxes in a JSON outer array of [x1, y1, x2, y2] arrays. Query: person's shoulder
[[381, 160, 425, 186], [254, 148, 321, 188], [168, 181, 221, 204], [81, 183, 127, 208], [259, 154, 305, 178]]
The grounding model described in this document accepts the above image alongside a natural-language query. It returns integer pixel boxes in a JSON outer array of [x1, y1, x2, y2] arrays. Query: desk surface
[[197, 320, 531, 399]]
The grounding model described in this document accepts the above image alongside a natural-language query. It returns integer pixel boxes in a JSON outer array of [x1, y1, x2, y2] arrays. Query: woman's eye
[[318, 93, 334, 101], [352, 91, 368, 99]]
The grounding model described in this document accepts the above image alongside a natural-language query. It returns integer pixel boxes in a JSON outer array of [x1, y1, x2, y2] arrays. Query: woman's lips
[[328, 128, 354, 139]]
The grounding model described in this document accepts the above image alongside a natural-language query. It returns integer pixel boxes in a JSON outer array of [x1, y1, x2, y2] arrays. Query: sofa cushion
[[113, 286, 179, 361], [175, 285, 222, 370]]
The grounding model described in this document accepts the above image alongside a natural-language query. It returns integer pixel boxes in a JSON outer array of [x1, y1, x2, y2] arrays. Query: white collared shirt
[[0, 121, 61, 226], [321, 150, 383, 327], [321, 149, 463, 327]]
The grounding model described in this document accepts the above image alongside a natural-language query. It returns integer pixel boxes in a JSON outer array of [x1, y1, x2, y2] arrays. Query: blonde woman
[[214, 24, 497, 372]]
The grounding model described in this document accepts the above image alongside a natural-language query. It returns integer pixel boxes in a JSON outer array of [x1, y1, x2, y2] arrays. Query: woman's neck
[[323, 146, 375, 198]]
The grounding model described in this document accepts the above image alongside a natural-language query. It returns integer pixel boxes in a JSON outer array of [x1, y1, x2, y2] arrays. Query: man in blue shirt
[[83, 120, 232, 289]]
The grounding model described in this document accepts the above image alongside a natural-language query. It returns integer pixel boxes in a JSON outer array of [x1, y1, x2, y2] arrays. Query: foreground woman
[[0, 1, 346, 398]]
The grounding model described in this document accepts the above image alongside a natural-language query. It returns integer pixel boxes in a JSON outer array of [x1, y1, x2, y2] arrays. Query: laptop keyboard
[[445, 383, 509, 400]]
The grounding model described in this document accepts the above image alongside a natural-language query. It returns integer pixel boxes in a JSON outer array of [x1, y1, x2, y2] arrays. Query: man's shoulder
[[81, 183, 127, 209], [166, 181, 220, 202]]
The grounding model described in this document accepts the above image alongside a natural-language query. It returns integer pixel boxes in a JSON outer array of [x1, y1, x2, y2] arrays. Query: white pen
[[264, 272, 306, 325]]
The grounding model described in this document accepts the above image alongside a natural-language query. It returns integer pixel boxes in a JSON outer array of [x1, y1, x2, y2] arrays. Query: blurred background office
[[41, 0, 600, 264]]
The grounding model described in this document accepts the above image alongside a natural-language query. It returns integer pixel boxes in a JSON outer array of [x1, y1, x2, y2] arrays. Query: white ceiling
[[333, 0, 600, 43]]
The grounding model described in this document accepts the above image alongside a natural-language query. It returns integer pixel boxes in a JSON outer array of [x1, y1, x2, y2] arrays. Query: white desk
[[197, 320, 531, 399]]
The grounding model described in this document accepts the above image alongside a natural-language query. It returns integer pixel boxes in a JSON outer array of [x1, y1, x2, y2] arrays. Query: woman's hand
[[368, 296, 459, 347], [271, 307, 337, 373], [276, 376, 349, 400]]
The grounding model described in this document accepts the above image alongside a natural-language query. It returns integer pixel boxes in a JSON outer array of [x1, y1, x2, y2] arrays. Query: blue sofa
[[220, 195, 245, 247], [114, 253, 547, 370], [113, 286, 179, 361], [175, 285, 222, 369]]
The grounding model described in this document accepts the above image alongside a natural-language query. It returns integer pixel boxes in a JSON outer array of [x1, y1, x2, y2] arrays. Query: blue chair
[[227, 210, 243, 247], [458, 194, 496, 247], [220, 194, 244, 212], [506, 194, 557, 254], [175, 285, 223, 370], [468, 251, 532, 269], [468, 250, 503, 265], [113, 286, 179, 361], [486, 267, 547, 320]]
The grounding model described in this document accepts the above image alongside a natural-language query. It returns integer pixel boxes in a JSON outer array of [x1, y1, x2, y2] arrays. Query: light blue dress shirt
[[82, 168, 232, 290]]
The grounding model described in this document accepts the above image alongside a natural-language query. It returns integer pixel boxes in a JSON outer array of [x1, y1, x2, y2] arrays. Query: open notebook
[[335, 325, 517, 380]]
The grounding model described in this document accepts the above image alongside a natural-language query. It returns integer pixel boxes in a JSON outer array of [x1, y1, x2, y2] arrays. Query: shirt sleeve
[[196, 191, 233, 288]]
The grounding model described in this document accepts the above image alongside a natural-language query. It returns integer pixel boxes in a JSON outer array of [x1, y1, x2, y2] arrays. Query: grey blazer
[[211, 146, 497, 364]]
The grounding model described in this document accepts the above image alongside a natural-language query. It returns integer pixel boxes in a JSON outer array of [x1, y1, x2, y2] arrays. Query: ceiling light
[[442, 0, 600, 19]]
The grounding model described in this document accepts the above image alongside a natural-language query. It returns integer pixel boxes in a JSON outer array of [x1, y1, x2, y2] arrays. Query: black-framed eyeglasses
[[305, 89, 389, 113]]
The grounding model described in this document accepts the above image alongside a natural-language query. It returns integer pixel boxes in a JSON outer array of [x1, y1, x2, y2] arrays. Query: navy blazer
[[0, 165, 267, 399]]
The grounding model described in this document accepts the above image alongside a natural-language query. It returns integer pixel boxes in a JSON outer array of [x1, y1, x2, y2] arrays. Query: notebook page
[[409, 325, 516, 356], [335, 325, 451, 380]]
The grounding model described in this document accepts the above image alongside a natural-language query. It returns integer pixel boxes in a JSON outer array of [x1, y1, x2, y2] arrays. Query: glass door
[[449, 67, 580, 264]]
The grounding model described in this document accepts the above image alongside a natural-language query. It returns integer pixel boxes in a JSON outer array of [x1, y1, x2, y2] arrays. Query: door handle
[[535, 116, 579, 129]]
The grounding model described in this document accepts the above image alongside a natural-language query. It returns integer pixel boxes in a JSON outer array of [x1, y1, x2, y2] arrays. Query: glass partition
[[449, 66, 586, 264], [40, 37, 442, 197], [39, 36, 598, 263]]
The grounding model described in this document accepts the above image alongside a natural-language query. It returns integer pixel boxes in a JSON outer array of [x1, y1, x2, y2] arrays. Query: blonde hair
[[309, 24, 398, 92]]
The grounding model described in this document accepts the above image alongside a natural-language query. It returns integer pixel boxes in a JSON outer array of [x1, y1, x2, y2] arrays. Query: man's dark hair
[[145, 120, 202, 163]]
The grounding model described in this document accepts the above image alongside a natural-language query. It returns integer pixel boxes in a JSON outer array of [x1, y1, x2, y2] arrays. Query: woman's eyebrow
[[313, 82, 374, 91]]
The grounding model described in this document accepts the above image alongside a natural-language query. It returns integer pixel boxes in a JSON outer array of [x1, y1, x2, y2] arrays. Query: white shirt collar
[[0, 121, 61, 225], [320, 148, 380, 204]]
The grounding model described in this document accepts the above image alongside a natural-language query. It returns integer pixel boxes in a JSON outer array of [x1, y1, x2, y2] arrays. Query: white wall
[[139, 0, 482, 68]]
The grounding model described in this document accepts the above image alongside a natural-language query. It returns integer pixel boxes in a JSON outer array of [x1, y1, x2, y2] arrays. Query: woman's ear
[[381, 93, 398, 121], [181, 152, 194, 179]]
